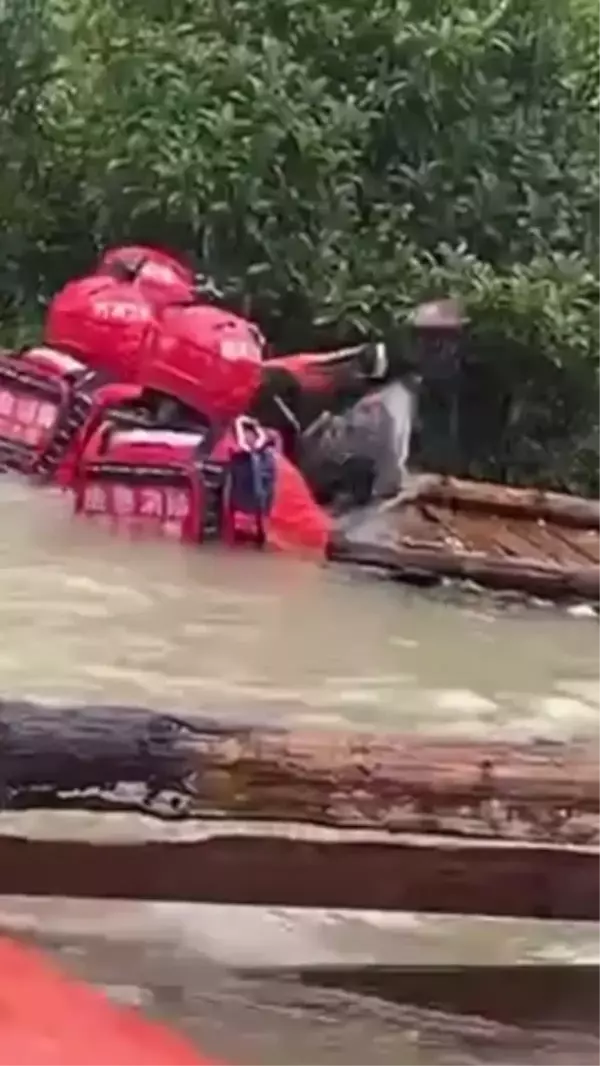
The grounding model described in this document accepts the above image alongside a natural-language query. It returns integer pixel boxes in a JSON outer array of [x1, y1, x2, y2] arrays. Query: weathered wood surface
[[329, 539, 600, 601], [328, 475, 600, 600], [413, 477, 600, 530], [0, 700, 597, 918], [0, 700, 597, 841]]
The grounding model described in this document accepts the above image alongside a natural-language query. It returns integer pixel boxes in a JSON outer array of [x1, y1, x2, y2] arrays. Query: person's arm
[[253, 342, 389, 455], [264, 341, 388, 397]]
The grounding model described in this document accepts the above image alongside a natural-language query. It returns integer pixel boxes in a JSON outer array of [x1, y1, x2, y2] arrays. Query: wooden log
[[0, 700, 597, 841], [0, 700, 596, 918], [413, 476, 600, 530], [328, 539, 600, 601]]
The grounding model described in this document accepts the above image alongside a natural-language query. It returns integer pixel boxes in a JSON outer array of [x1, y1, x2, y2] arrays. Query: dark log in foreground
[[0, 700, 597, 841], [329, 539, 600, 601], [0, 699, 597, 918], [414, 476, 600, 530]]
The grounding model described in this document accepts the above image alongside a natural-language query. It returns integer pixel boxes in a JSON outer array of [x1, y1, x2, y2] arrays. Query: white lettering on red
[[0, 393, 58, 447], [111, 484, 136, 517], [114, 429, 205, 449], [164, 488, 190, 521], [37, 402, 58, 430], [83, 484, 108, 513], [0, 391, 15, 417], [91, 300, 152, 323], [219, 338, 261, 363], [15, 397, 39, 426], [138, 487, 164, 518]]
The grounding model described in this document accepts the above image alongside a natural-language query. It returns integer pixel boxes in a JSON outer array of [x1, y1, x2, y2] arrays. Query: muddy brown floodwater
[[0, 477, 598, 1064]]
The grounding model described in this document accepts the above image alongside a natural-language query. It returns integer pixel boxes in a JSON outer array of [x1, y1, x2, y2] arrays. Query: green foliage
[[0, 0, 597, 490], [412, 249, 599, 492]]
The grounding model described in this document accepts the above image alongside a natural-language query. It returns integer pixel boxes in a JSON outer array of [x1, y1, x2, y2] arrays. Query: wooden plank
[[0, 819, 596, 920], [329, 539, 600, 601], [414, 476, 600, 530]]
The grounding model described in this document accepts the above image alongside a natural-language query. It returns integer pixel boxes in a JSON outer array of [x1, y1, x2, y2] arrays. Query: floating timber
[[330, 476, 600, 602], [0, 700, 597, 920]]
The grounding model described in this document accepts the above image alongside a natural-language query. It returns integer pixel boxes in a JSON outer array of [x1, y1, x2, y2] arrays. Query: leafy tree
[[0, 0, 597, 490]]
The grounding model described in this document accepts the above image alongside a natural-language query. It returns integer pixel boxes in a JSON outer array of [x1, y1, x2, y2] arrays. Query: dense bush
[[0, 0, 597, 491]]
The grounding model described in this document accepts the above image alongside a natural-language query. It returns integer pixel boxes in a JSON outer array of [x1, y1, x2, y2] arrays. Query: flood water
[[0, 477, 598, 1063]]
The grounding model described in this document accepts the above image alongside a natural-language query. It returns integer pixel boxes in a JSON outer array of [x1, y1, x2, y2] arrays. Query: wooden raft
[[0, 700, 597, 920], [330, 477, 600, 602]]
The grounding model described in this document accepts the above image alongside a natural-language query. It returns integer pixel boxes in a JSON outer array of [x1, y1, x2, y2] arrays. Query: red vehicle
[[70, 299, 332, 554], [0, 936, 218, 1066], [0, 246, 193, 480], [0, 246, 389, 551]]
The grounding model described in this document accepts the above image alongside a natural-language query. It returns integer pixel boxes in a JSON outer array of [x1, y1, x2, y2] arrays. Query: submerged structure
[[332, 475, 599, 603]]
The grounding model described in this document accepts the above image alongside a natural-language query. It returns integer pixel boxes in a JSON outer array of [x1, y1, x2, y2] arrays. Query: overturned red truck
[[0, 246, 396, 556]]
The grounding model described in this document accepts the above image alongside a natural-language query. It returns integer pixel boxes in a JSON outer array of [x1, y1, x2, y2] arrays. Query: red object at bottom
[[0, 937, 221, 1066]]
